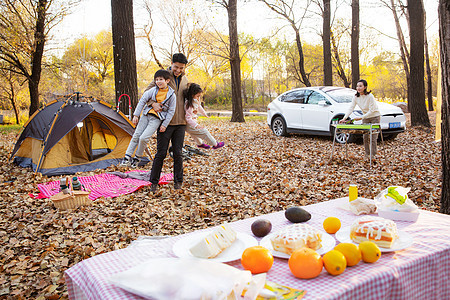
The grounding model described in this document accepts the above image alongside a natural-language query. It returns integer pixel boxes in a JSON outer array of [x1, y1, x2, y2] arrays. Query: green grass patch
[[0, 124, 22, 134], [245, 115, 266, 121]]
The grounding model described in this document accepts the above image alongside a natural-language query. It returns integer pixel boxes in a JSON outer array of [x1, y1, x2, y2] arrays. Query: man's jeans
[[150, 125, 186, 185]]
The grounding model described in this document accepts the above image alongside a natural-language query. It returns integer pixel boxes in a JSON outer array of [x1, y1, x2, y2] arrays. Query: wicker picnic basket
[[51, 177, 91, 210]]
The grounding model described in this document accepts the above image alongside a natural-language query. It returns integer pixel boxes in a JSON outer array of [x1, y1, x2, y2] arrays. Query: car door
[[300, 90, 333, 131], [279, 90, 305, 129]]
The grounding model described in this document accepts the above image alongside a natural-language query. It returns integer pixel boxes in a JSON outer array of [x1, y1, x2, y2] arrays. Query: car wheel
[[331, 118, 357, 144], [272, 116, 288, 137], [334, 131, 355, 144]]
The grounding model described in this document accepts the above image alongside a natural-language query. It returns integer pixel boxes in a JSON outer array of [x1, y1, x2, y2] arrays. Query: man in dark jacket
[[146, 53, 189, 191]]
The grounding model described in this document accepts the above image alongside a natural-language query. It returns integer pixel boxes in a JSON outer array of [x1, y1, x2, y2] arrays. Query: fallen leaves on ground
[[0, 112, 441, 299]]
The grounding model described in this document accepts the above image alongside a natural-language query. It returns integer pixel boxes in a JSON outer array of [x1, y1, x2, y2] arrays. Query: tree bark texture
[[424, 7, 433, 111], [294, 28, 311, 87], [28, 0, 47, 117], [111, 0, 138, 115], [439, 0, 450, 214], [227, 0, 245, 122], [323, 0, 332, 86], [351, 0, 360, 89], [391, 0, 410, 111], [6, 74, 20, 124], [407, 0, 431, 127]]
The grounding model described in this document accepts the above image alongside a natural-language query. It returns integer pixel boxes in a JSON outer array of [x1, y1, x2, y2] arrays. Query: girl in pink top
[[184, 83, 224, 149]]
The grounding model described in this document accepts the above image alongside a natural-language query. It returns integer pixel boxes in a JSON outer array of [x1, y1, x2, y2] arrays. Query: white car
[[267, 86, 406, 143]]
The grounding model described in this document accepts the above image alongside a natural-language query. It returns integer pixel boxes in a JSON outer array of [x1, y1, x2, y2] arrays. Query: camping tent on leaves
[[10, 97, 148, 176]]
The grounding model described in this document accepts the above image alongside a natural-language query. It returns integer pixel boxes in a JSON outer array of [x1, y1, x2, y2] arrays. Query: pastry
[[189, 224, 237, 258], [350, 216, 398, 248], [270, 224, 322, 255]]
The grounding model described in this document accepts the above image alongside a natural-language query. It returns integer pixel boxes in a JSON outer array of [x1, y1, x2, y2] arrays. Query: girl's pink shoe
[[212, 142, 224, 149], [197, 143, 210, 149]]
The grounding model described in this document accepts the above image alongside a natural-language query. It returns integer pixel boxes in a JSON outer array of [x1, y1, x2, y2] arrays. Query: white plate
[[259, 231, 336, 259], [335, 226, 414, 252], [172, 231, 258, 262]]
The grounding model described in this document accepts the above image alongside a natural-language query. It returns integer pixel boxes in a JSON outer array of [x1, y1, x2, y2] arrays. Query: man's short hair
[[172, 53, 188, 65], [154, 69, 171, 80]]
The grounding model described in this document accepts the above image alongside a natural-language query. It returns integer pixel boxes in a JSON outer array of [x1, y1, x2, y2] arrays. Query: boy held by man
[[120, 69, 176, 167]]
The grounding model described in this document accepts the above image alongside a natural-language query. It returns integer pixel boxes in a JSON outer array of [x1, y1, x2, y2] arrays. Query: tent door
[[80, 116, 118, 161]]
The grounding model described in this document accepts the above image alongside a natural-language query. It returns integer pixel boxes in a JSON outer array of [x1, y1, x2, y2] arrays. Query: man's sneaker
[[212, 142, 224, 149], [150, 184, 157, 192], [119, 156, 131, 167], [174, 182, 182, 190], [197, 143, 210, 149], [130, 157, 140, 168]]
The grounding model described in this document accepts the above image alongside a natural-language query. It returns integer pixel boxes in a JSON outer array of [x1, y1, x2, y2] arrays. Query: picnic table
[[330, 124, 383, 167], [65, 198, 450, 300]]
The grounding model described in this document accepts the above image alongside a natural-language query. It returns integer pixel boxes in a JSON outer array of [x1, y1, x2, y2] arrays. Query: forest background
[[0, 0, 440, 124]]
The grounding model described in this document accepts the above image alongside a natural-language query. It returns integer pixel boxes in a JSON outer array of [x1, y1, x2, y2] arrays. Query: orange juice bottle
[[349, 184, 358, 201]]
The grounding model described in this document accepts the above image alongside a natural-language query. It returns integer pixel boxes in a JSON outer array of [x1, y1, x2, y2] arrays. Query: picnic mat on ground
[[36, 172, 173, 201]]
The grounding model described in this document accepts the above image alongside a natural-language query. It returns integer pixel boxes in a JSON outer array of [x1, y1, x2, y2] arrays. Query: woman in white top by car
[[339, 79, 381, 159]]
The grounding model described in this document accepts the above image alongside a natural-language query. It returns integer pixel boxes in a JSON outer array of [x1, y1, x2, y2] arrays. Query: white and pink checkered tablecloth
[[65, 198, 450, 300]]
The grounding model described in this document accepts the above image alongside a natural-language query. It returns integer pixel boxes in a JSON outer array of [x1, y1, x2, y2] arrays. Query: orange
[[323, 250, 347, 275], [288, 248, 323, 279], [323, 217, 341, 234], [241, 246, 274, 274]]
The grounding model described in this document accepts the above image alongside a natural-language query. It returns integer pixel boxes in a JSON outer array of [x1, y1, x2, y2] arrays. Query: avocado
[[251, 219, 272, 237], [285, 207, 311, 223]]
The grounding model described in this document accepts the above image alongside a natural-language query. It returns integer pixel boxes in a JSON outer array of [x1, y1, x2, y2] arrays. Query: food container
[[375, 186, 419, 222], [378, 210, 420, 222]]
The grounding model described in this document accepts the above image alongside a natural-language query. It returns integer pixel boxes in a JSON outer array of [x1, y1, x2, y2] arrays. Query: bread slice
[[189, 224, 237, 258], [350, 216, 398, 248]]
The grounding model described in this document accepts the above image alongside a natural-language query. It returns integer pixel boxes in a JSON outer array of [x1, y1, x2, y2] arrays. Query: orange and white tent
[[10, 97, 148, 176]]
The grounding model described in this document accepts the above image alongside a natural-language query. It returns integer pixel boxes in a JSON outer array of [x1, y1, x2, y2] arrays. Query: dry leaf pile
[[0, 113, 442, 299]]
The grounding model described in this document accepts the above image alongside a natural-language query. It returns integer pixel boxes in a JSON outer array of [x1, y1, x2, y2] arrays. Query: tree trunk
[[242, 79, 247, 105], [424, 7, 433, 111], [111, 0, 138, 115], [391, 0, 410, 107], [439, 0, 450, 214], [28, 0, 47, 117], [294, 27, 311, 87], [262, 70, 265, 107], [227, 0, 245, 122], [351, 0, 360, 89], [407, 0, 431, 127], [331, 30, 350, 88], [323, 0, 332, 86], [8, 79, 19, 124], [251, 71, 255, 105]]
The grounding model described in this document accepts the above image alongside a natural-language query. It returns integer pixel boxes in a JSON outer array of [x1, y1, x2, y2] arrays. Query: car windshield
[[325, 88, 355, 103]]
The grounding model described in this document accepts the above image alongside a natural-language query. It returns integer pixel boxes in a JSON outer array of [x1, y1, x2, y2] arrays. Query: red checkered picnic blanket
[[37, 172, 173, 200]]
